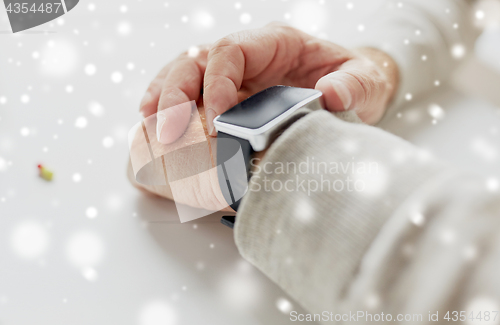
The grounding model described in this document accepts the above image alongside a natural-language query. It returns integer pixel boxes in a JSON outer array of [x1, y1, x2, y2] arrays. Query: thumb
[[315, 57, 392, 124]]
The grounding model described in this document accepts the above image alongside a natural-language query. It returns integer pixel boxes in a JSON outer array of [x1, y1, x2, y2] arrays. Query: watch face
[[216, 85, 321, 129]]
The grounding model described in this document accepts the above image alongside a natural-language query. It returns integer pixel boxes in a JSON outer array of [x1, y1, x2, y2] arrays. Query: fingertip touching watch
[[213, 85, 323, 228]]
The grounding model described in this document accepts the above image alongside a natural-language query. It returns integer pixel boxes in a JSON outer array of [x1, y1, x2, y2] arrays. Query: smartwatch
[[213, 85, 323, 228]]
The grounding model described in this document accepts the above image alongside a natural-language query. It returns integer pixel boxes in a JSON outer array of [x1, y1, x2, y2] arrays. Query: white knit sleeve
[[350, 0, 479, 116]]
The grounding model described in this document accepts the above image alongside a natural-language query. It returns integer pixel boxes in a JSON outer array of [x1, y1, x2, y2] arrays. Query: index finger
[[155, 47, 209, 144]]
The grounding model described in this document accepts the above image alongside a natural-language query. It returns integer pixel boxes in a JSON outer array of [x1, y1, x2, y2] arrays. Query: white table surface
[[1, 1, 499, 324]]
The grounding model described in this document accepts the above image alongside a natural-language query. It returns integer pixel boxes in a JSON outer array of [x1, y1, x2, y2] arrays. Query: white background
[[1, 0, 500, 324]]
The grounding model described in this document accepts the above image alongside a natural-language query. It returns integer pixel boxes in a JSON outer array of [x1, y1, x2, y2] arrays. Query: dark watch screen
[[216, 85, 320, 129]]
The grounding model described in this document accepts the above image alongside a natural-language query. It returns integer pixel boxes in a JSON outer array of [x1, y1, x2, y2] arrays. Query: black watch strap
[[216, 132, 254, 217]]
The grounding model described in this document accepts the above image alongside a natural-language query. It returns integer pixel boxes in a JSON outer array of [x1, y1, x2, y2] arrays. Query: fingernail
[[139, 92, 152, 113], [205, 108, 216, 136], [156, 102, 193, 144], [329, 80, 352, 110]]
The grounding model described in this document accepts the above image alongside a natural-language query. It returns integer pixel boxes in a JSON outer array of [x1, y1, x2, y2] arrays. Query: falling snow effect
[[486, 177, 499, 192], [410, 211, 425, 226], [86, 207, 98, 219], [365, 293, 381, 309], [471, 137, 497, 162], [88, 101, 104, 117], [0, 2, 498, 324], [84, 64, 97, 76], [294, 198, 315, 223], [239, 13, 252, 24], [39, 39, 79, 77], [451, 43, 466, 59], [10, 221, 49, 259], [102, 136, 115, 148], [440, 229, 456, 245], [111, 71, 123, 83], [353, 161, 389, 197], [0, 157, 7, 172], [82, 267, 99, 282], [192, 11, 215, 29], [139, 301, 177, 325], [187, 46, 200, 58], [20, 94, 30, 103], [290, 1, 326, 33], [219, 270, 260, 311], [72, 173, 82, 183], [276, 298, 293, 314], [428, 104, 445, 120], [106, 194, 122, 210], [75, 116, 88, 129], [66, 231, 105, 267], [117, 21, 132, 36], [20, 127, 30, 136]]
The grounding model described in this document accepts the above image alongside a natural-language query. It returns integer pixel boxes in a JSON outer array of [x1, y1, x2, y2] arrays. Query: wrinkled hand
[[131, 23, 399, 211], [139, 22, 399, 145]]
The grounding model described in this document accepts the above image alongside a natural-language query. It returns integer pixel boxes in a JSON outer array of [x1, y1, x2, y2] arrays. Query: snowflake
[[102, 136, 114, 148], [20, 94, 30, 103], [66, 231, 105, 267], [276, 298, 293, 314], [86, 207, 98, 219], [192, 11, 214, 29], [294, 198, 315, 223], [84, 64, 97, 76], [75, 116, 88, 129], [486, 177, 499, 192], [20, 127, 30, 136], [72, 173, 82, 182], [89, 101, 104, 117], [240, 13, 252, 24], [410, 211, 425, 226], [111, 72, 123, 83], [139, 301, 177, 325], [117, 21, 132, 36], [10, 221, 49, 259], [451, 44, 466, 59], [187, 46, 200, 58], [428, 104, 445, 120], [82, 267, 98, 282]]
